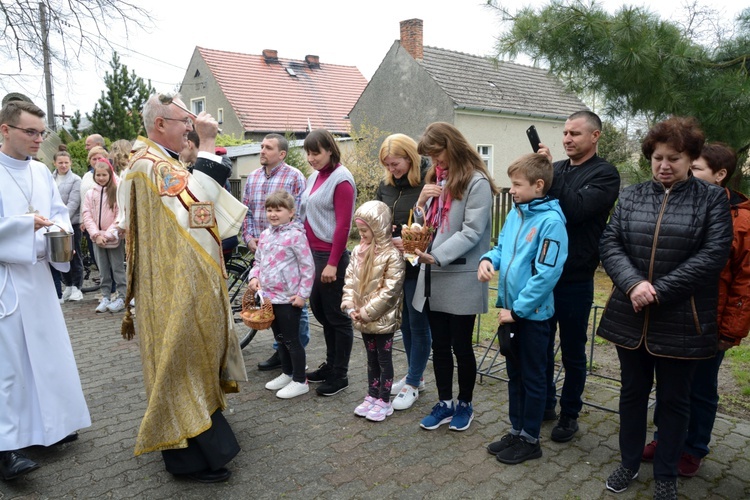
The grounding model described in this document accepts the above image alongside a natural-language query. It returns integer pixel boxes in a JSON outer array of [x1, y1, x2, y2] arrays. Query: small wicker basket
[[402, 226, 434, 254], [401, 208, 434, 254], [241, 288, 274, 330]]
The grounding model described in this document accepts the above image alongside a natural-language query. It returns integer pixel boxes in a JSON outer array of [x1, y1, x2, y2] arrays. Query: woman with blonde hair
[[109, 139, 132, 175], [375, 133, 432, 410], [412, 122, 499, 431]]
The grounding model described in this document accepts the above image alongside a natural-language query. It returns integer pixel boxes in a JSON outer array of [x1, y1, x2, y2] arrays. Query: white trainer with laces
[[276, 380, 309, 399], [95, 298, 111, 313], [62, 286, 73, 301], [265, 373, 293, 391], [107, 298, 125, 313], [68, 286, 83, 301]]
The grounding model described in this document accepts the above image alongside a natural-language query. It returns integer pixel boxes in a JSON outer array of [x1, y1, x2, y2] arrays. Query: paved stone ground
[[1, 293, 749, 499]]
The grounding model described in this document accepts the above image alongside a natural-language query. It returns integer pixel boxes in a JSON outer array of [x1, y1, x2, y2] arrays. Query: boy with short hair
[[478, 153, 568, 464]]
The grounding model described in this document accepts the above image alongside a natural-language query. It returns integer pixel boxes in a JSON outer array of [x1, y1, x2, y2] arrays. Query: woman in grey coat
[[51, 150, 84, 302], [412, 122, 499, 432]]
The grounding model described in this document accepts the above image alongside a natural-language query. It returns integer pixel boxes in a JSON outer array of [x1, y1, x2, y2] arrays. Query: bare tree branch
[[0, 0, 152, 71]]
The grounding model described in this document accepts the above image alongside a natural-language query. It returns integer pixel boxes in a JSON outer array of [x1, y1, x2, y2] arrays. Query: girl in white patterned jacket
[[248, 190, 315, 399]]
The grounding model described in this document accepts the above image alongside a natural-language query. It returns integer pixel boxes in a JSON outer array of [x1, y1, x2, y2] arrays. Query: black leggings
[[362, 333, 395, 401], [271, 304, 306, 383]]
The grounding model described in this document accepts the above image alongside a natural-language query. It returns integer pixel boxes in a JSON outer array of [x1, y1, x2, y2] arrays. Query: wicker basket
[[401, 224, 434, 254], [241, 288, 274, 330]]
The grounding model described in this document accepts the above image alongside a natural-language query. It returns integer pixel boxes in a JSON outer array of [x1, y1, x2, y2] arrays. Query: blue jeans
[[400, 277, 432, 388], [546, 280, 593, 419], [652, 351, 725, 458], [685, 351, 724, 458], [274, 303, 310, 349], [506, 318, 550, 440]]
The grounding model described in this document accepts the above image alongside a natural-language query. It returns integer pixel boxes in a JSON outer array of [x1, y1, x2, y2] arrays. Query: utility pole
[[40, 2, 56, 131]]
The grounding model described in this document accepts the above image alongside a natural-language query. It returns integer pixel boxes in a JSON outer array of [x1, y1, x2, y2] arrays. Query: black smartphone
[[526, 125, 541, 153]]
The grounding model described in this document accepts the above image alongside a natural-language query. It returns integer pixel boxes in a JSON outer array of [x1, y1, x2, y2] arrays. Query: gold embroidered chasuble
[[118, 137, 247, 456]]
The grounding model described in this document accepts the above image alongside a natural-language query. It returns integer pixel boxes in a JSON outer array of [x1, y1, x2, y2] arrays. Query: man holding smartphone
[[537, 111, 620, 443]]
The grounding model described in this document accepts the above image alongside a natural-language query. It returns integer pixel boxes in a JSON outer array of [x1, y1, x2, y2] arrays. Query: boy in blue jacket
[[478, 153, 568, 465]]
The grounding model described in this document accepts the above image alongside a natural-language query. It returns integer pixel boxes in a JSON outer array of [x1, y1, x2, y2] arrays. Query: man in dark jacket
[[538, 111, 620, 442]]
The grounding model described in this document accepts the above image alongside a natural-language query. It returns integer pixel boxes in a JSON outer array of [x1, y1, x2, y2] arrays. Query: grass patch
[[725, 344, 750, 396]]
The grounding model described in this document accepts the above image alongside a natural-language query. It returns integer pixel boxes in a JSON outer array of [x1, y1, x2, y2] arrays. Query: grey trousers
[[92, 241, 127, 300]]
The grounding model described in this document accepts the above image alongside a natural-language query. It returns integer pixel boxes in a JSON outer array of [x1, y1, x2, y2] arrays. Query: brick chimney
[[262, 49, 279, 64], [400, 18, 423, 61], [305, 55, 320, 69]]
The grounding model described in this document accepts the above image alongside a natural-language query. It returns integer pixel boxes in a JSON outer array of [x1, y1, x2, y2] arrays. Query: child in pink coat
[[82, 160, 126, 313]]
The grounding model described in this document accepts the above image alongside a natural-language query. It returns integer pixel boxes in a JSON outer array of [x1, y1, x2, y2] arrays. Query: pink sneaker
[[365, 399, 394, 422], [354, 396, 376, 417]]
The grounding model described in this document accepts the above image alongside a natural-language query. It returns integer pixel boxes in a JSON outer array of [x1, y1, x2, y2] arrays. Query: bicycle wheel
[[79, 237, 100, 293], [225, 261, 261, 349]]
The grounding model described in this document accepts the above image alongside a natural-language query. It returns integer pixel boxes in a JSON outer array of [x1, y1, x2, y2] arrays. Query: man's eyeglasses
[[6, 124, 50, 140], [161, 116, 194, 128]]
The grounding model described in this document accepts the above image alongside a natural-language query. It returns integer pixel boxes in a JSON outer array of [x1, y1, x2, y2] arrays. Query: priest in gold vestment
[[117, 94, 247, 483]]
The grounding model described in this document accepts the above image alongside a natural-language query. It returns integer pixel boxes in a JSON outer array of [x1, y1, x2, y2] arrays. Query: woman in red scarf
[[412, 122, 499, 432]]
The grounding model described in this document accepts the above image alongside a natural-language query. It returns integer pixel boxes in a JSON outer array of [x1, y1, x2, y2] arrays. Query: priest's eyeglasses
[[161, 116, 194, 127], [7, 124, 50, 140]]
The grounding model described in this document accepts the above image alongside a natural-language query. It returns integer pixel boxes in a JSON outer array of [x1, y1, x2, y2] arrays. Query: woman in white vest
[[300, 129, 357, 397]]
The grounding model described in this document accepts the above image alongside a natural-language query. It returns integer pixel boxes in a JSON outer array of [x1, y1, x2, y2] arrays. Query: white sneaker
[[62, 286, 73, 301], [107, 298, 125, 313], [58, 297, 65, 305], [265, 373, 293, 391], [392, 385, 419, 410], [68, 286, 83, 301], [391, 376, 425, 395], [95, 298, 111, 313], [276, 380, 309, 399], [354, 395, 377, 417]]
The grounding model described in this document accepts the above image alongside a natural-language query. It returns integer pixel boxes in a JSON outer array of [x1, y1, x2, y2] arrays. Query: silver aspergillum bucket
[[44, 230, 74, 263]]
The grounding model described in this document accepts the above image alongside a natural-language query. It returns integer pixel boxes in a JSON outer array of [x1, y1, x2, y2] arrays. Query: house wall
[[455, 112, 567, 188], [349, 42, 454, 142], [179, 49, 245, 140]]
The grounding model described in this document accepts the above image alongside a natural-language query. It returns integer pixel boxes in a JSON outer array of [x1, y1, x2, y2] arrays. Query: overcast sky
[[0, 0, 744, 121]]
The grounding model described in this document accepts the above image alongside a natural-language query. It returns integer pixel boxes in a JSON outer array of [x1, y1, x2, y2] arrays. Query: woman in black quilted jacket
[[597, 117, 732, 500]]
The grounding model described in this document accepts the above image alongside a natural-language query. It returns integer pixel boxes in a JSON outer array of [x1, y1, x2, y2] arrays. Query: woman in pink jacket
[[82, 160, 126, 313]]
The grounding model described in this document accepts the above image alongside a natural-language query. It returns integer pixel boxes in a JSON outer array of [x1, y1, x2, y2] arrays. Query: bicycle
[[79, 235, 101, 293], [225, 245, 262, 349]]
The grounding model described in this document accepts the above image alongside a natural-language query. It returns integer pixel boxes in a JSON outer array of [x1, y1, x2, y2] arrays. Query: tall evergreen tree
[[87, 52, 153, 141], [490, 1, 750, 155]]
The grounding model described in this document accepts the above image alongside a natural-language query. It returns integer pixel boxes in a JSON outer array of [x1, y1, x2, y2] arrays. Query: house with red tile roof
[[350, 19, 589, 187], [179, 47, 368, 141]]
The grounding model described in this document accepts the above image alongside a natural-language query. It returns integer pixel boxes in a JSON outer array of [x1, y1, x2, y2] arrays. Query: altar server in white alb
[[0, 100, 91, 481]]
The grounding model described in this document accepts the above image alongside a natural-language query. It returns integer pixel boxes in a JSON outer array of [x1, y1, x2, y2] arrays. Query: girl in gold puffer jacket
[[342, 200, 405, 422]]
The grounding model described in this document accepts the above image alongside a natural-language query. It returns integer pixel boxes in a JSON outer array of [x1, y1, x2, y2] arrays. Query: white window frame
[[477, 144, 493, 174], [217, 108, 224, 124], [191, 97, 206, 115]]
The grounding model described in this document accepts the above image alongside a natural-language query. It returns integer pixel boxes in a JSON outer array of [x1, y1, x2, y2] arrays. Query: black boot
[[257, 351, 281, 371]]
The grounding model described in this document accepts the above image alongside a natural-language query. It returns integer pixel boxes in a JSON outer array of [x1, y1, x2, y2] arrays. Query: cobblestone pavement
[[1, 294, 748, 499]]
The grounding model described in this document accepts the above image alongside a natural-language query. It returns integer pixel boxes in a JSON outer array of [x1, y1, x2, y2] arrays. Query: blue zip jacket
[[481, 196, 568, 321]]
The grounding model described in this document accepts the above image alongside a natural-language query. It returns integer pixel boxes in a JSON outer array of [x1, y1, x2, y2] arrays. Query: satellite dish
[[2, 92, 34, 106]]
